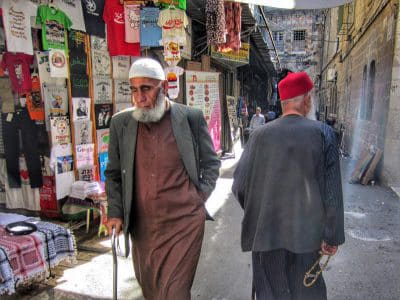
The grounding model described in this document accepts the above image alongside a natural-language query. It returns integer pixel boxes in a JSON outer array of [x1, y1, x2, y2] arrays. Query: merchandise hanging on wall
[[98, 152, 108, 182], [35, 51, 66, 86], [165, 66, 184, 99], [1, 52, 34, 93], [0, 77, 15, 113], [49, 49, 68, 78], [53, 0, 86, 32], [26, 75, 45, 121], [72, 97, 91, 121], [96, 129, 110, 153], [140, 6, 162, 47], [82, 0, 106, 38], [158, 7, 188, 45], [50, 143, 75, 200], [114, 79, 131, 103], [162, 38, 181, 66], [124, 3, 140, 43], [50, 116, 71, 144], [70, 74, 90, 97], [91, 50, 111, 76], [94, 103, 112, 129], [75, 143, 95, 169], [74, 120, 93, 145], [93, 76, 112, 104], [78, 166, 97, 182], [1, 0, 38, 55], [112, 56, 130, 79]]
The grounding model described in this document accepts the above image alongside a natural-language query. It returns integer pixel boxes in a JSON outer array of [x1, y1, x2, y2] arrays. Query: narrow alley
[[6, 146, 400, 300]]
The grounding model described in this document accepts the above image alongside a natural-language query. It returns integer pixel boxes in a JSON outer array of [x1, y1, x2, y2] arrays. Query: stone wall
[[320, 0, 398, 185]]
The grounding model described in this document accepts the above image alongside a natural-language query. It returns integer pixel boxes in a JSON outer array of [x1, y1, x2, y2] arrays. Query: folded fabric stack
[[70, 181, 101, 200], [0, 214, 77, 296]]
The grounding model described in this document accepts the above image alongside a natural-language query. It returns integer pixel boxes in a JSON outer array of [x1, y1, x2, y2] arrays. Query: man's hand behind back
[[320, 241, 338, 256]]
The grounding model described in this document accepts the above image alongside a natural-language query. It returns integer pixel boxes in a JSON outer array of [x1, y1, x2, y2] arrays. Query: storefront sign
[[211, 43, 250, 65], [185, 71, 221, 152]]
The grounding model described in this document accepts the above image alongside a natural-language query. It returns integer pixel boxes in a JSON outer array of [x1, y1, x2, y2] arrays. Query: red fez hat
[[278, 71, 314, 101]]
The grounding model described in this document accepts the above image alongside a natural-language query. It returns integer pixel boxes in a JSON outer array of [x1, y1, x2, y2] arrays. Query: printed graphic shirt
[[158, 8, 188, 45], [124, 3, 140, 43], [82, 0, 105, 37], [112, 56, 130, 79], [26, 75, 45, 121], [140, 7, 162, 47], [165, 66, 184, 99], [1, 0, 38, 55], [103, 0, 140, 56], [162, 37, 181, 66], [53, 0, 85, 32], [156, 0, 186, 10], [1, 52, 34, 93], [36, 5, 72, 51]]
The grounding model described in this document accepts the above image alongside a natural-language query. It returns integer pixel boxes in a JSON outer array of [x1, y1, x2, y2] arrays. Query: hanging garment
[[206, 0, 226, 45], [2, 108, 43, 188], [140, 7, 162, 47], [158, 8, 188, 45], [103, 0, 140, 56], [82, 0, 106, 38], [53, 0, 86, 32], [124, 3, 140, 43], [1, 52, 34, 94], [1, 0, 38, 55], [68, 30, 88, 75], [218, 2, 242, 53], [36, 5, 73, 52], [0, 77, 15, 113]]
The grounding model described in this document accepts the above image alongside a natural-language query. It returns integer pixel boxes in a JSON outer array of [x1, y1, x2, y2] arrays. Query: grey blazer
[[105, 101, 221, 255]]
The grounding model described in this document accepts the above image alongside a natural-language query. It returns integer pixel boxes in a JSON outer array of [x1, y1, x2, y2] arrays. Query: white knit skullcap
[[128, 58, 166, 81]]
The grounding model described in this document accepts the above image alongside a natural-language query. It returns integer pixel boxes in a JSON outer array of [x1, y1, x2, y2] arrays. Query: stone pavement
[[4, 143, 400, 299]]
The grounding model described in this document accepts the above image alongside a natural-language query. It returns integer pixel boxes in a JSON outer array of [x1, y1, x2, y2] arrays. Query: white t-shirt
[[50, 143, 73, 172], [162, 37, 181, 66], [165, 66, 184, 99], [54, 0, 86, 32], [112, 56, 130, 79], [158, 8, 188, 45], [2, 0, 38, 55]]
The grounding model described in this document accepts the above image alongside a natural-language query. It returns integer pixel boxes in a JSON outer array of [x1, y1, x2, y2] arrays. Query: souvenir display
[[112, 56, 130, 79], [96, 129, 110, 153], [77, 166, 97, 182], [140, 7, 162, 47], [43, 84, 68, 129], [124, 3, 140, 43], [158, 8, 188, 45], [91, 49, 111, 76], [75, 143, 95, 169], [98, 152, 108, 182], [165, 66, 184, 99], [74, 120, 93, 145], [49, 49, 68, 78], [71, 74, 90, 97], [1, 0, 37, 55], [50, 116, 71, 144], [93, 76, 112, 104], [94, 103, 113, 129], [53, 0, 86, 32], [82, 0, 106, 38], [36, 4, 73, 52], [26, 75, 45, 121], [72, 97, 91, 121], [114, 79, 130, 103], [1, 52, 34, 93], [162, 37, 181, 66]]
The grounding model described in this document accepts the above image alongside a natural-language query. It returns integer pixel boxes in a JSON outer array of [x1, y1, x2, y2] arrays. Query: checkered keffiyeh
[[0, 226, 47, 295], [0, 247, 15, 295], [30, 220, 77, 267]]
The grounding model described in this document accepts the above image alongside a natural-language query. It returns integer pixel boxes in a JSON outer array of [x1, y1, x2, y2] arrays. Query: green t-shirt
[[158, 0, 186, 10], [36, 5, 72, 52]]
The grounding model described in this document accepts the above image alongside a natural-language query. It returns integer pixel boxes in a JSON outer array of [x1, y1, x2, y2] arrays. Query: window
[[293, 30, 306, 51], [366, 61, 375, 120], [272, 31, 284, 51], [360, 61, 375, 120], [360, 65, 368, 119]]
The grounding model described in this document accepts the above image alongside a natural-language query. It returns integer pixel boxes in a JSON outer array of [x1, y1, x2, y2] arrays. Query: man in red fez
[[232, 71, 344, 299]]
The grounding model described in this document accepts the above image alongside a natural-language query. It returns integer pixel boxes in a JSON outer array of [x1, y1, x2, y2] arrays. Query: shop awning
[[231, 0, 353, 9]]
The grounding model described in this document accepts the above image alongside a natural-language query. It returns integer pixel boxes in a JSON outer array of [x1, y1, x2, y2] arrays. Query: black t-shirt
[[82, 0, 106, 38], [71, 74, 89, 97], [68, 30, 88, 75]]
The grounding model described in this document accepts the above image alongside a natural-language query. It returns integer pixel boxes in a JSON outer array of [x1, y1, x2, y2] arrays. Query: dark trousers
[[2, 108, 43, 188], [252, 249, 327, 300]]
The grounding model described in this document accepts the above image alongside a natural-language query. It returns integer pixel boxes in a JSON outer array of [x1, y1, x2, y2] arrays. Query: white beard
[[132, 91, 167, 123]]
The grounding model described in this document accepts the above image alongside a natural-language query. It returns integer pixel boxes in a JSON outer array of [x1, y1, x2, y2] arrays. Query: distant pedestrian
[[266, 106, 276, 122], [232, 71, 345, 300], [249, 107, 265, 132]]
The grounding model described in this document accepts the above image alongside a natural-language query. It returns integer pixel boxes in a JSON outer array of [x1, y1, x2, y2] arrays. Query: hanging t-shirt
[[96, 128, 110, 153], [82, 0, 105, 38], [124, 3, 140, 43], [158, 8, 188, 45], [75, 143, 95, 169], [2, 0, 38, 55], [156, 0, 186, 10], [70, 73, 89, 97], [68, 29, 87, 53], [35, 51, 66, 87], [165, 66, 184, 99], [74, 120, 92, 145], [49, 143, 74, 199], [140, 7, 162, 47], [90, 35, 108, 51], [50, 115, 71, 144], [103, 0, 140, 56], [98, 152, 108, 182], [43, 83, 68, 130], [36, 5, 72, 51], [1, 52, 34, 94], [162, 37, 181, 66], [68, 30, 88, 74], [49, 49, 68, 78], [72, 97, 91, 121], [94, 103, 113, 129], [91, 49, 111, 76], [112, 56, 130, 79], [93, 76, 112, 104], [26, 75, 45, 121], [114, 79, 130, 103], [53, 0, 85, 32], [50, 143, 73, 173]]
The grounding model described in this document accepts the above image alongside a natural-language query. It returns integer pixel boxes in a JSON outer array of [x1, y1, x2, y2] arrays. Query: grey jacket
[[232, 115, 345, 253], [105, 101, 221, 255]]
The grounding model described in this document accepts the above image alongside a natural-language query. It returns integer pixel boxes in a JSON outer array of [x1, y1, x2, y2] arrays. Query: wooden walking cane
[[111, 227, 118, 300]]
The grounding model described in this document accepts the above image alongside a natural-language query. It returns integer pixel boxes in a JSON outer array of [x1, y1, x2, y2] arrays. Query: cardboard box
[[186, 61, 202, 71]]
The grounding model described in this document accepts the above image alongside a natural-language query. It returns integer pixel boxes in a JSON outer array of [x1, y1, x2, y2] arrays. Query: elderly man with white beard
[[105, 58, 220, 300], [232, 71, 345, 300]]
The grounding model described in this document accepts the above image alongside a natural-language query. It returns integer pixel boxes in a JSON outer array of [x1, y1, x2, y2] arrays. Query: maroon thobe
[[132, 111, 206, 300]]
